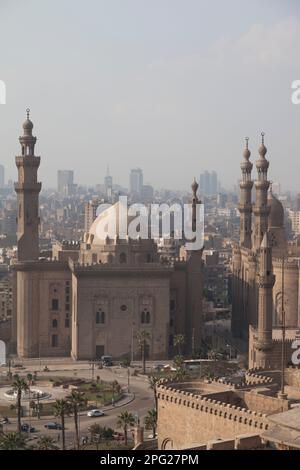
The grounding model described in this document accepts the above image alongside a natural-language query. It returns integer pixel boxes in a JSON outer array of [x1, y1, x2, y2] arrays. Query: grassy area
[[30, 401, 56, 417], [78, 382, 122, 405], [82, 441, 133, 451]]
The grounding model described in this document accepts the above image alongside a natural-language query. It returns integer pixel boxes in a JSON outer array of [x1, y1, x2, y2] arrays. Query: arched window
[[145, 311, 150, 324], [119, 252, 127, 264], [96, 310, 105, 324], [52, 319, 58, 328]]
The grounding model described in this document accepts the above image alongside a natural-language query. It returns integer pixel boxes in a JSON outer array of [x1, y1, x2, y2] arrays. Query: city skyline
[[1, 0, 300, 190]]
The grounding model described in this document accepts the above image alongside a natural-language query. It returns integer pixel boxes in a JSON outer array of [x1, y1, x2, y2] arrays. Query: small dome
[[23, 119, 33, 130], [258, 143, 267, 157], [268, 191, 284, 228], [22, 108, 33, 134], [258, 132, 267, 157], [243, 148, 251, 159]]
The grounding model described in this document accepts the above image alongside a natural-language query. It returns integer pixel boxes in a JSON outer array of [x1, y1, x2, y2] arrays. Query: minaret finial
[[26, 108, 30, 120], [245, 136, 249, 149], [261, 132, 265, 145]]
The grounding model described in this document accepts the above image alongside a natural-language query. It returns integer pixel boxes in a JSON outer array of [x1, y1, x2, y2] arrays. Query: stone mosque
[[11, 112, 203, 360], [232, 135, 300, 369]]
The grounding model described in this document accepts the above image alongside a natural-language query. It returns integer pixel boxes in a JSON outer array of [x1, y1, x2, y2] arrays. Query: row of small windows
[[51, 299, 70, 312], [106, 253, 153, 264], [95, 310, 151, 324], [51, 319, 70, 328]]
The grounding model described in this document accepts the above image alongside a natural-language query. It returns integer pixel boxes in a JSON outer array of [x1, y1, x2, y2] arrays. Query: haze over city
[[1, 0, 300, 190]]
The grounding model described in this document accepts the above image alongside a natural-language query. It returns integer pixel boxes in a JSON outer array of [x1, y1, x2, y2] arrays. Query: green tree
[[0, 432, 27, 450], [11, 375, 28, 433], [67, 390, 87, 450], [148, 375, 160, 413], [36, 435, 59, 450], [26, 373, 33, 385], [116, 411, 135, 445], [144, 409, 157, 437], [136, 330, 150, 374], [172, 355, 187, 382], [53, 399, 71, 450], [173, 334, 185, 356]]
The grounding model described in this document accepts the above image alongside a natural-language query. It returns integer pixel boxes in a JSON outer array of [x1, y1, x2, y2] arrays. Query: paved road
[[1, 364, 155, 448]]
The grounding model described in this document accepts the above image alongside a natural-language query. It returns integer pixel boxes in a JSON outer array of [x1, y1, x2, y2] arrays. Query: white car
[[87, 409, 105, 417]]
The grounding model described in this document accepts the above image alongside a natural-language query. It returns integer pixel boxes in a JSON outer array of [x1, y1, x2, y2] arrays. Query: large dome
[[268, 191, 284, 228]]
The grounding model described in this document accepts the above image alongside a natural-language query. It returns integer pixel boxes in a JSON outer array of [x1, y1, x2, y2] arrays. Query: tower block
[[15, 109, 41, 261]]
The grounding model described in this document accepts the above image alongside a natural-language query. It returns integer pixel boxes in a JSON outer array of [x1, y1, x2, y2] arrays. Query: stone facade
[[157, 377, 289, 450], [10, 113, 203, 360], [232, 137, 300, 368]]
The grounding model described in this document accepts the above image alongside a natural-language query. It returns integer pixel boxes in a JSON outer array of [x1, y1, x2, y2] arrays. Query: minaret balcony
[[14, 182, 42, 193], [238, 203, 252, 213], [255, 180, 270, 190], [253, 205, 270, 216], [239, 181, 253, 190], [258, 273, 275, 287]]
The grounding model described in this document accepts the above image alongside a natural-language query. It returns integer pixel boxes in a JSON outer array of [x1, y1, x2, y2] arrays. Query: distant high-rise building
[[141, 184, 154, 202], [104, 166, 113, 201], [199, 171, 218, 196], [57, 170, 74, 195], [130, 168, 143, 195], [0, 164, 4, 188]]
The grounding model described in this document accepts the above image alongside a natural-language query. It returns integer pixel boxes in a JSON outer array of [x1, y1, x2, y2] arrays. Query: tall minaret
[[239, 137, 253, 248], [185, 178, 203, 355], [254, 232, 275, 367], [15, 109, 41, 261], [191, 177, 199, 234], [253, 133, 270, 251]]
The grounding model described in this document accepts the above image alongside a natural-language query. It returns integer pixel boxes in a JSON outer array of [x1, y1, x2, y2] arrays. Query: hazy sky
[[0, 0, 300, 191]]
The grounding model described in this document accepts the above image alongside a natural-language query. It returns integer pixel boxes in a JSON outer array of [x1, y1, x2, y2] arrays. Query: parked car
[[101, 355, 113, 367], [87, 409, 105, 417], [21, 423, 36, 432], [44, 422, 62, 430]]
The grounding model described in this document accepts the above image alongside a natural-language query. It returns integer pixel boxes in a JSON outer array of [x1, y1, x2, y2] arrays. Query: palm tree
[[11, 375, 28, 433], [173, 334, 185, 356], [53, 399, 71, 450], [116, 411, 135, 445], [136, 330, 150, 374], [26, 373, 33, 385], [0, 432, 27, 450], [144, 409, 157, 437], [67, 390, 87, 450], [36, 435, 59, 450], [148, 375, 160, 413]]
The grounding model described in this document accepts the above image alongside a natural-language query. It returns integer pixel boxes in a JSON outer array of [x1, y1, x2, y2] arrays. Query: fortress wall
[[157, 384, 268, 450]]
